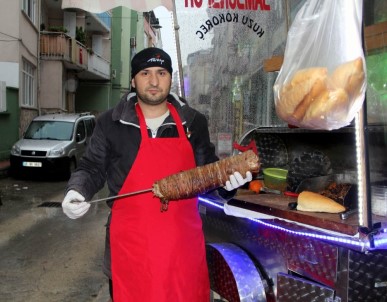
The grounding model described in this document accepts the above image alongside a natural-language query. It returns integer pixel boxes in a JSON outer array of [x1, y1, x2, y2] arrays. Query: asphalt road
[[0, 174, 111, 302]]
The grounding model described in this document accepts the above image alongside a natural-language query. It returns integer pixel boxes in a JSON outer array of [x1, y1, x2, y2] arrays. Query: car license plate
[[23, 161, 42, 167]]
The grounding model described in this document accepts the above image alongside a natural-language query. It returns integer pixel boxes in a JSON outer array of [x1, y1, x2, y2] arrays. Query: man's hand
[[62, 190, 90, 219], [224, 171, 253, 191]]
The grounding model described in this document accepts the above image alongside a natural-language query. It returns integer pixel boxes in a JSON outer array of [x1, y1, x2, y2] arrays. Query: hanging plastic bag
[[273, 0, 366, 130]]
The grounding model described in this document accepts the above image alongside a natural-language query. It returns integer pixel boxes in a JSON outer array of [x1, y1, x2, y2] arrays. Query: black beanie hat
[[131, 47, 173, 78]]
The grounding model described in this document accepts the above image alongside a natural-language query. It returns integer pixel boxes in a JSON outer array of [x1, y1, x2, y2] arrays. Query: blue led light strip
[[199, 197, 369, 250]]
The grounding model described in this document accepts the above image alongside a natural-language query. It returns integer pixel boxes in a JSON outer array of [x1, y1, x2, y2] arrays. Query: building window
[[22, 0, 36, 23], [22, 59, 36, 107]]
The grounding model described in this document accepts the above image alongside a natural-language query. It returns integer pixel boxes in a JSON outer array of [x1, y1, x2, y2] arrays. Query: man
[[62, 47, 251, 301]]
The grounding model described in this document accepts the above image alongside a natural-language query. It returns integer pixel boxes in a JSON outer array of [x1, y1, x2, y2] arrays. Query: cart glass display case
[[175, 0, 387, 243], [174, 1, 387, 300]]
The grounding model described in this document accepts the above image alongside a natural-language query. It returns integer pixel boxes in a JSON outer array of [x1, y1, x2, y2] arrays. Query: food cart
[[61, 0, 387, 300], [172, 0, 387, 301]]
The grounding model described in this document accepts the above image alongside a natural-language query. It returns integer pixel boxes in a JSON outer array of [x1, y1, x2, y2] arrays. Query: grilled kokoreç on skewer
[[153, 150, 260, 211]]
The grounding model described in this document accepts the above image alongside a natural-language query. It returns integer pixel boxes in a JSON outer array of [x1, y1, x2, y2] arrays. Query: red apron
[[110, 103, 210, 302]]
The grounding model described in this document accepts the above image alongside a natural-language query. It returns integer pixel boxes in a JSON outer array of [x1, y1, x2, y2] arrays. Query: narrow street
[[0, 174, 111, 302]]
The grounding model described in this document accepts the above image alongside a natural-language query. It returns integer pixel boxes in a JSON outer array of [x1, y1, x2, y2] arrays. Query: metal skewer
[[38, 188, 153, 208], [86, 188, 153, 204]]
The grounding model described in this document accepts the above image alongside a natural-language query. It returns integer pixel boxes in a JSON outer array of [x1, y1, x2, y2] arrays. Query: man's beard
[[136, 86, 170, 106]]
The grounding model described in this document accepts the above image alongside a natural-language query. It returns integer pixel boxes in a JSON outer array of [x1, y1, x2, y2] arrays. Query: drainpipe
[[37, 0, 42, 116]]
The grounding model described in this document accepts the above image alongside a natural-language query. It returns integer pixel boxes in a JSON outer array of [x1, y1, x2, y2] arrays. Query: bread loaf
[[302, 88, 349, 125], [276, 67, 328, 122], [297, 191, 346, 213], [329, 57, 365, 98], [275, 58, 364, 128], [292, 78, 326, 121]]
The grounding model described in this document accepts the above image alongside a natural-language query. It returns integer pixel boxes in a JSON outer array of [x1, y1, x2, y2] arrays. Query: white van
[[10, 112, 95, 179]]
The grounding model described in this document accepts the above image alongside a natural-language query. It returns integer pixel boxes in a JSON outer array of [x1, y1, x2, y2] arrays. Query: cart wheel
[[206, 243, 267, 302]]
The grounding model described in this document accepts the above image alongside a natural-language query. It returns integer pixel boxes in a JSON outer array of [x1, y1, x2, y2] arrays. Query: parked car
[[10, 112, 95, 179]]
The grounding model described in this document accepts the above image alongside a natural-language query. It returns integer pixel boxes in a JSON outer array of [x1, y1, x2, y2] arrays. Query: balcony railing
[[40, 32, 71, 60], [87, 52, 110, 79], [40, 31, 88, 69], [40, 31, 114, 81]]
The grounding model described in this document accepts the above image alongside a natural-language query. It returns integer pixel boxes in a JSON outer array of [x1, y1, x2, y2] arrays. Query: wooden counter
[[228, 191, 360, 236]]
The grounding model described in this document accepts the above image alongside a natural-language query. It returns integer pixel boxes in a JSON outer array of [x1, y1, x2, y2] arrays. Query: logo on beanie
[[131, 48, 173, 77], [147, 54, 165, 65]]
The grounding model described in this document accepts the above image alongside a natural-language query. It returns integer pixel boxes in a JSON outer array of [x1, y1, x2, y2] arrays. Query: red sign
[[184, 0, 271, 11]]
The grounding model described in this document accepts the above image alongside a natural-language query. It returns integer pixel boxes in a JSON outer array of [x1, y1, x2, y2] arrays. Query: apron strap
[[135, 103, 150, 138], [135, 102, 187, 139], [167, 103, 186, 138]]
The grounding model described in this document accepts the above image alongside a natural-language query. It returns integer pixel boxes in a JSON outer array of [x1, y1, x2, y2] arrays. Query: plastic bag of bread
[[273, 1, 366, 130]]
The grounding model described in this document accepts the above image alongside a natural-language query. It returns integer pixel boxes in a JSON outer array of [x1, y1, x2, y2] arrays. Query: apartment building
[[0, 0, 111, 163], [0, 0, 162, 163]]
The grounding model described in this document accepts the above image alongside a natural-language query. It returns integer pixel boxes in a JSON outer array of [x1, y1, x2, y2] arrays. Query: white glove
[[62, 190, 90, 219], [224, 171, 253, 191]]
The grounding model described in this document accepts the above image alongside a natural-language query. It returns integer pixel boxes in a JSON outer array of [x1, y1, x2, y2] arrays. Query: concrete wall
[[39, 61, 65, 110], [110, 7, 135, 109], [0, 0, 39, 160], [0, 0, 20, 63]]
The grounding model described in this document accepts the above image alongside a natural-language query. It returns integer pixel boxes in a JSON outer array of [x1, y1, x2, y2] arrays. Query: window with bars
[[21, 59, 36, 108], [22, 0, 36, 23]]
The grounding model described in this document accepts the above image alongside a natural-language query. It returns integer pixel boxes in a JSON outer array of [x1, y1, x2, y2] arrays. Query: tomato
[[248, 180, 263, 193]]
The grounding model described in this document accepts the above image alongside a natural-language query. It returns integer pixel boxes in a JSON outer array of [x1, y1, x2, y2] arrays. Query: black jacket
[[66, 92, 234, 206]]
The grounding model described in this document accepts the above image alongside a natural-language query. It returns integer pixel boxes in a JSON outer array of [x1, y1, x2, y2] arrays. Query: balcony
[[79, 52, 110, 80], [40, 32, 110, 80]]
